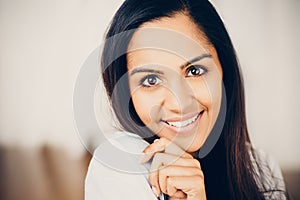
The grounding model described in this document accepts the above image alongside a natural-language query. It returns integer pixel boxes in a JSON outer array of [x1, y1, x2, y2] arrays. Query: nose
[[162, 77, 194, 114]]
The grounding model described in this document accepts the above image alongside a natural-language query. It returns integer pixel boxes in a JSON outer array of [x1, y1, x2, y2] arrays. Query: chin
[[180, 135, 209, 153], [185, 144, 202, 153]]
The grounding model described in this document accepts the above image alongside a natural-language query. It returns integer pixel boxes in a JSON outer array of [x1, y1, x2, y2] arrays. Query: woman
[[85, 0, 288, 199]]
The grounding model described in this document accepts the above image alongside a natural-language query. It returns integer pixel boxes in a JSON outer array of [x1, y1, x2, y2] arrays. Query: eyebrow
[[130, 68, 164, 76], [130, 53, 212, 76], [180, 54, 212, 70]]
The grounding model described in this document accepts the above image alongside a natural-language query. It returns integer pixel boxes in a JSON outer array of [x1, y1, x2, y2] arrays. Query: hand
[[141, 137, 207, 200]]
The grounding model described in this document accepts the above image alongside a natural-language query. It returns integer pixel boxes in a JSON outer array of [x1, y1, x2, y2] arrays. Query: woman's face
[[127, 14, 223, 153]]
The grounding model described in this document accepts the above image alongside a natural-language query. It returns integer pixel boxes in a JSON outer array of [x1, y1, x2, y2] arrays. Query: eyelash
[[139, 65, 208, 88], [139, 74, 162, 88], [185, 65, 208, 77]]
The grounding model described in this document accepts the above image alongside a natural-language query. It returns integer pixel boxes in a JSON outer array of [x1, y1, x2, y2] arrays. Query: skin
[[127, 13, 223, 200]]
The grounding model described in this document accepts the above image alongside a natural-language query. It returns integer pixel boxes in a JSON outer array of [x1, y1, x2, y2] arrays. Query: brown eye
[[186, 65, 207, 77], [147, 76, 157, 85], [141, 74, 162, 87]]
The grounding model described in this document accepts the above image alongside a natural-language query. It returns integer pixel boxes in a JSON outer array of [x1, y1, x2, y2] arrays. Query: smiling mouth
[[161, 111, 204, 128]]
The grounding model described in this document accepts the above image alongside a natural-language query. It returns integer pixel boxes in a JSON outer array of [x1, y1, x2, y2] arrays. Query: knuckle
[[166, 176, 174, 185], [158, 170, 167, 193], [195, 174, 204, 184], [192, 159, 201, 168]]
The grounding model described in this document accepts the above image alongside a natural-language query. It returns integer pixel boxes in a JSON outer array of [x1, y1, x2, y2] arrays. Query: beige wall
[[0, 0, 299, 168], [213, 0, 300, 170]]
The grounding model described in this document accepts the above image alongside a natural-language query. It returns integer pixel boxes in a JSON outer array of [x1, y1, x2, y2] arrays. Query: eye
[[140, 74, 162, 87], [186, 65, 207, 77]]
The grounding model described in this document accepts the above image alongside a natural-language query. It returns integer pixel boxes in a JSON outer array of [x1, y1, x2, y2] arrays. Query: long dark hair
[[101, 0, 288, 199]]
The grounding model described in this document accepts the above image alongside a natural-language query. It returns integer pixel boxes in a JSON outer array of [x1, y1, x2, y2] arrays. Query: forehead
[[127, 13, 214, 69]]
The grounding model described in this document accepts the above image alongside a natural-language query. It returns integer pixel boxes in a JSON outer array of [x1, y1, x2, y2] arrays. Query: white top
[[85, 131, 287, 200]]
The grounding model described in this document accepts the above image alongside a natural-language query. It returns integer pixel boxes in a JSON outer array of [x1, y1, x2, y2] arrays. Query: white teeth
[[166, 114, 199, 128]]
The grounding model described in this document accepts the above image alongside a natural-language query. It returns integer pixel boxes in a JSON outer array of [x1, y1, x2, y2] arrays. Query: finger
[[168, 190, 187, 199], [141, 138, 192, 163], [144, 137, 192, 158], [150, 153, 200, 174], [167, 175, 205, 199], [167, 183, 187, 199], [166, 177, 177, 197], [143, 137, 170, 153], [159, 165, 202, 195], [149, 153, 201, 195], [148, 152, 169, 196], [141, 138, 169, 163], [165, 155, 201, 169]]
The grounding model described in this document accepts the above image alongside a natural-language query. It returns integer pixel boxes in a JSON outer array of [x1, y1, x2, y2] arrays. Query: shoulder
[[85, 131, 156, 200], [92, 131, 150, 172], [249, 145, 288, 199]]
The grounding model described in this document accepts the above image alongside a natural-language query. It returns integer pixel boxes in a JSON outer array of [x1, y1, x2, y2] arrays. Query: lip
[[161, 111, 204, 134], [162, 111, 202, 122]]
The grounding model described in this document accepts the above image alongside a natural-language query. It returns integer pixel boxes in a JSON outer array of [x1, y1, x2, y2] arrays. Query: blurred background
[[0, 0, 299, 199]]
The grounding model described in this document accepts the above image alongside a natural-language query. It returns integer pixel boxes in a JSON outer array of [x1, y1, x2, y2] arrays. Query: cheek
[[130, 89, 165, 125], [191, 75, 222, 118], [131, 93, 149, 124]]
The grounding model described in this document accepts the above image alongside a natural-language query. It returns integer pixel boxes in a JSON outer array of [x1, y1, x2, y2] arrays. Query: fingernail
[[151, 186, 159, 197]]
